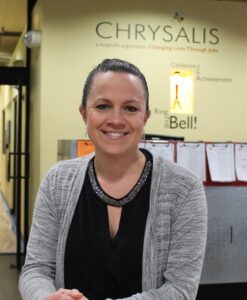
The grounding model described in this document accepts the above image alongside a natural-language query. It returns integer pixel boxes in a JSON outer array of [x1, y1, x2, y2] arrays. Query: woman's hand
[[45, 288, 88, 300]]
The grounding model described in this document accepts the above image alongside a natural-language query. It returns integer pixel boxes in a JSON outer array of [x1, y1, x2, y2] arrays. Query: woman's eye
[[125, 106, 138, 112], [96, 104, 110, 110]]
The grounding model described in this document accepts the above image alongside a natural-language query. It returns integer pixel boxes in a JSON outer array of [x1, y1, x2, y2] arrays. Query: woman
[[19, 58, 207, 300]]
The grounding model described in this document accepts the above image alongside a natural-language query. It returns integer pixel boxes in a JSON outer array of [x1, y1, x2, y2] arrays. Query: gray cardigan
[[19, 153, 207, 300]]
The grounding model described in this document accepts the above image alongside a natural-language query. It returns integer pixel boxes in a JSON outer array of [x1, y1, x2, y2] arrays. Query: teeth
[[106, 132, 125, 137]]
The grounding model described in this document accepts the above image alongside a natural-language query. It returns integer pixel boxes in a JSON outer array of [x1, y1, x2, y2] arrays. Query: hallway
[[0, 190, 22, 299], [0, 191, 16, 253]]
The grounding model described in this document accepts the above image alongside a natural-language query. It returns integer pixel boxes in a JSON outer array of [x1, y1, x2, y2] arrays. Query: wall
[[37, 0, 247, 177], [27, 0, 247, 219]]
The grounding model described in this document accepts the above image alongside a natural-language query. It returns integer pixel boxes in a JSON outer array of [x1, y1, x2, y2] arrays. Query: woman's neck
[[94, 149, 146, 182]]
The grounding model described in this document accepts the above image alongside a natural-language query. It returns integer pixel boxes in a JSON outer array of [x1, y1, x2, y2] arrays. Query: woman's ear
[[79, 105, 87, 123]]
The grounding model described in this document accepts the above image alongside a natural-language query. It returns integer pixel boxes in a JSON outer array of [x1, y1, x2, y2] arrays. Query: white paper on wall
[[139, 141, 175, 162], [206, 143, 236, 182], [176, 142, 206, 181], [235, 144, 247, 182]]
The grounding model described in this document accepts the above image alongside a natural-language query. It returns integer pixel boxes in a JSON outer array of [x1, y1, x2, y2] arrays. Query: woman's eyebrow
[[94, 97, 111, 102]]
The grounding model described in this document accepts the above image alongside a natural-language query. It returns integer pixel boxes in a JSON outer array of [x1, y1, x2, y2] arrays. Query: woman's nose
[[106, 109, 125, 126]]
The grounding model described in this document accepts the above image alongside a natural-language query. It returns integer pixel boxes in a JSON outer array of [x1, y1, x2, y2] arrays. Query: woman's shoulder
[[152, 153, 202, 190], [49, 153, 94, 173], [151, 154, 206, 212], [42, 153, 94, 186]]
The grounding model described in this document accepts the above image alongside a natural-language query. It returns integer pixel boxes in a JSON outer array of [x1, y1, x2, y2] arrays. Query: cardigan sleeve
[[159, 179, 207, 299], [19, 167, 58, 300], [107, 177, 207, 300]]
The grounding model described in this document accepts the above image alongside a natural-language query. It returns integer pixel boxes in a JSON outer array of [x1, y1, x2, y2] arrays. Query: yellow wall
[[27, 0, 247, 220], [37, 0, 247, 178]]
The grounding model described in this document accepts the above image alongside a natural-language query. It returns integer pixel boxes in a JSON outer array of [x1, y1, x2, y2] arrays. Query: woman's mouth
[[102, 131, 128, 138]]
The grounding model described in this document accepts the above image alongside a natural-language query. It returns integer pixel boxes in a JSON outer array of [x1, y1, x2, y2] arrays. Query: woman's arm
[[19, 168, 59, 300], [159, 179, 207, 299]]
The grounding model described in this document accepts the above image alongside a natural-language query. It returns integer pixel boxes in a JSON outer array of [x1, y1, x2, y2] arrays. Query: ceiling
[[0, 0, 247, 65], [0, 0, 26, 65]]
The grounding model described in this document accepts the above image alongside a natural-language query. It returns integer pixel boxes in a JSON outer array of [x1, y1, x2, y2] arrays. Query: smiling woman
[[19, 58, 207, 300], [79, 71, 149, 160]]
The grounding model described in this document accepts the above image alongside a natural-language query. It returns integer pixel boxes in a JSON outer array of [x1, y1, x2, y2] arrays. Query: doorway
[[0, 67, 29, 269]]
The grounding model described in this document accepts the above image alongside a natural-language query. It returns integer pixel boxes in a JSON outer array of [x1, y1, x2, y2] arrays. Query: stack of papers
[[139, 141, 175, 162], [138, 141, 247, 183], [176, 143, 206, 181], [235, 144, 247, 182], [206, 143, 236, 182]]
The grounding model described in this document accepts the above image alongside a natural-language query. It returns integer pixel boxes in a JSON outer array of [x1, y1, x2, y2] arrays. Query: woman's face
[[80, 71, 150, 158]]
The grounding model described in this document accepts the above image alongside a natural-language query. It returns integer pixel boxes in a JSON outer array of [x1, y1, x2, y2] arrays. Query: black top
[[64, 150, 152, 300]]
